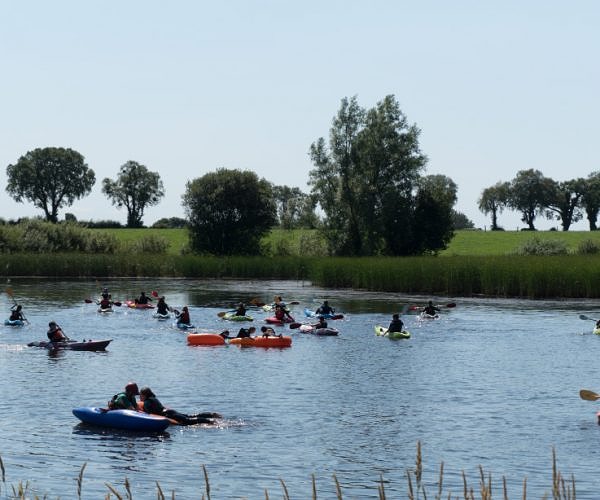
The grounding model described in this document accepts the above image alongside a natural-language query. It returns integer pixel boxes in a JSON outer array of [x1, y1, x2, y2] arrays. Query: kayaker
[[176, 306, 191, 325], [156, 296, 171, 315], [139, 386, 221, 425], [108, 382, 140, 411], [423, 301, 440, 316], [234, 303, 247, 317], [219, 329, 230, 339], [136, 291, 152, 305], [98, 296, 112, 309], [236, 326, 256, 338], [388, 313, 404, 333], [315, 300, 335, 316], [312, 316, 328, 329], [47, 321, 68, 342], [274, 303, 294, 322], [261, 326, 282, 338], [9, 304, 25, 321]]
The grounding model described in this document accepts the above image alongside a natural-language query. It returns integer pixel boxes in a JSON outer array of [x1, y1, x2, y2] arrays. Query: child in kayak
[[260, 326, 282, 338], [423, 301, 440, 316], [135, 291, 152, 305], [156, 296, 171, 315], [9, 304, 25, 321], [236, 326, 256, 338], [234, 303, 247, 317], [274, 303, 294, 322], [139, 386, 221, 425], [176, 306, 191, 325], [387, 313, 404, 333], [312, 316, 328, 329]]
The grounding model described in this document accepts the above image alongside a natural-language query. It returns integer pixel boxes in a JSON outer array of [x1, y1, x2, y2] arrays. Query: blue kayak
[[4, 319, 25, 326], [72, 407, 170, 432]]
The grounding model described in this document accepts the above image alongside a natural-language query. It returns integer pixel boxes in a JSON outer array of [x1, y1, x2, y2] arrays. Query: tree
[[544, 178, 585, 231], [309, 95, 436, 256], [478, 182, 510, 230], [6, 147, 95, 223], [581, 172, 600, 230], [102, 161, 165, 228], [182, 168, 276, 255], [507, 169, 553, 230], [411, 175, 457, 254], [272, 185, 318, 229], [452, 210, 475, 230]]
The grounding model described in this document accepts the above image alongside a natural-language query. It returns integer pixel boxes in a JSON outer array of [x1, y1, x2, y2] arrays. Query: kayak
[[72, 407, 170, 432], [27, 339, 112, 351], [176, 322, 195, 330], [97, 307, 113, 314], [229, 336, 292, 348], [265, 316, 293, 325], [303, 308, 343, 320], [593, 327, 600, 335], [375, 325, 411, 340], [4, 319, 25, 326], [222, 312, 253, 321], [125, 300, 155, 309], [187, 333, 226, 346], [153, 312, 170, 320], [299, 325, 339, 336]]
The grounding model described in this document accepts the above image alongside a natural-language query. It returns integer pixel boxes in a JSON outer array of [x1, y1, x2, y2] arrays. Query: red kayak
[[125, 300, 155, 309], [265, 316, 294, 325]]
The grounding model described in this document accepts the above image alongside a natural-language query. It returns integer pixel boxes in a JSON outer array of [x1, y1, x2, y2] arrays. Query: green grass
[[440, 230, 600, 256], [96, 227, 600, 257]]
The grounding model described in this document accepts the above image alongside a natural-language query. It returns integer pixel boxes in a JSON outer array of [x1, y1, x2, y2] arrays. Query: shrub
[[577, 239, 600, 255], [513, 237, 568, 256], [125, 235, 170, 254]]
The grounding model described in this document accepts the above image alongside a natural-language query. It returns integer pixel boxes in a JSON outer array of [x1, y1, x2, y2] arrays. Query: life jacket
[[275, 308, 285, 320], [99, 298, 111, 309], [178, 311, 190, 324], [47, 327, 64, 342], [109, 392, 136, 410]]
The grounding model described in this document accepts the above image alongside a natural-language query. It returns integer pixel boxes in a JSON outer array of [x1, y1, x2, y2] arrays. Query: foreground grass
[[0, 443, 575, 499]]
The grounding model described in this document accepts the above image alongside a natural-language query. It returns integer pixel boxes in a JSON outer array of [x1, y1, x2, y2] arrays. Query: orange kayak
[[187, 333, 226, 346], [229, 336, 292, 348]]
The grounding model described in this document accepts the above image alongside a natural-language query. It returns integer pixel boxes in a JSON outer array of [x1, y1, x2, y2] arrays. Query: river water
[[0, 278, 599, 498]]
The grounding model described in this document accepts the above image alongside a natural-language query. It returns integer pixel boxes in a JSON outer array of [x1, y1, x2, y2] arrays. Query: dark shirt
[[237, 328, 251, 338], [388, 319, 404, 332], [316, 304, 334, 315]]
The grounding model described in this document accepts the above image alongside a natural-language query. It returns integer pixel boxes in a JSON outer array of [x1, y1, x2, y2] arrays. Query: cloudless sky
[[1, 1, 598, 230]]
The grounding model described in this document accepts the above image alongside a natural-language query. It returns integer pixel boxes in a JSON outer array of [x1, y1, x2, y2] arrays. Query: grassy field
[[97, 227, 600, 256]]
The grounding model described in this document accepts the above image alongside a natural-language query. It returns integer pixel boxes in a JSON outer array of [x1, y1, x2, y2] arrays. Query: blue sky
[[1, 1, 598, 230]]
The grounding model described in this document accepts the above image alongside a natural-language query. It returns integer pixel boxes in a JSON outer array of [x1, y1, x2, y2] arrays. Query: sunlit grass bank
[[1, 253, 600, 298], [0, 443, 575, 499]]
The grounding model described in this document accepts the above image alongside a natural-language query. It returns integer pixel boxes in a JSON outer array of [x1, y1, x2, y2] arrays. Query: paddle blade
[[331, 314, 344, 320], [580, 389, 600, 401], [446, 302, 456, 308], [217, 312, 227, 318], [289, 322, 301, 329], [113, 301, 122, 307], [580, 314, 597, 322], [84, 299, 93, 304], [151, 290, 159, 297], [289, 301, 300, 305]]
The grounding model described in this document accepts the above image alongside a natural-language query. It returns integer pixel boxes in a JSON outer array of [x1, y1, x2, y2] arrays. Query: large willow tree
[[309, 95, 454, 256]]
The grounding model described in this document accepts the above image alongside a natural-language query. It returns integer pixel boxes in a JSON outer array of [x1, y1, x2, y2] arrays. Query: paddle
[[409, 302, 456, 311], [85, 298, 122, 307], [289, 322, 302, 329], [580, 389, 600, 401], [580, 314, 598, 322]]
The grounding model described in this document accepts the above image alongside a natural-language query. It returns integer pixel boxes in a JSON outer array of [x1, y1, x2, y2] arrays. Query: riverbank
[[1, 253, 599, 298]]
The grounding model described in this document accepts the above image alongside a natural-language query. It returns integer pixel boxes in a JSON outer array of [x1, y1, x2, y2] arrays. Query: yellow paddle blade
[[579, 389, 600, 401], [217, 312, 227, 318]]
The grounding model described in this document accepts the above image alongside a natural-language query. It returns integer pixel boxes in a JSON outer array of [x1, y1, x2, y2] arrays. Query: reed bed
[[0, 443, 576, 499], [1, 253, 600, 299]]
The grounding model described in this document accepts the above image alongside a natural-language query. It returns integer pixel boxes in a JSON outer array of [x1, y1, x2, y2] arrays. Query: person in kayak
[[47, 321, 68, 342], [108, 382, 140, 410], [388, 313, 404, 333], [423, 301, 440, 316], [315, 300, 334, 316], [156, 296, 171, 315], [9, 304, 25, 321], [176, 306, 191, 325], [98, 295, 112, 309], [312, 316, 328, 329], [135, 291, 152, 305], [274, 303, 294, 322], [234, 302, 247, 317], [260, 325, 282, 338], [236, 326, 256, 338], [139, 387, 221, 425]]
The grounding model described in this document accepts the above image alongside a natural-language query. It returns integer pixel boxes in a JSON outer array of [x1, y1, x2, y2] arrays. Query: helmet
[[125, 382, 139, 395]]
